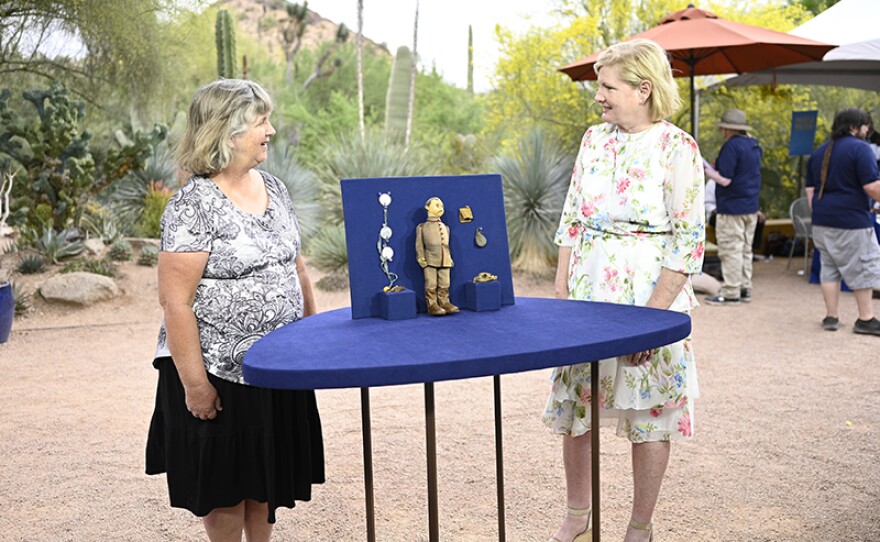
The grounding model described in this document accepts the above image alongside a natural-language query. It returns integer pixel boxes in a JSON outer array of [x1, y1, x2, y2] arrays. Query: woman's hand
[[626, 268, 688, 366], [554, 247, 572, 300], [185, 380, 222, 420], [626, 350, 654, 366], [296, 254, 318, 318]]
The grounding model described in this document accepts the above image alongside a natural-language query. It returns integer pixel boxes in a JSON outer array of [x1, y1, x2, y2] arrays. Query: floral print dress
[[542, 121, 706, 442]]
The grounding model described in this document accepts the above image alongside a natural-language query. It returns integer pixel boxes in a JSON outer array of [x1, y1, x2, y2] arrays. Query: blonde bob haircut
[[175, 79, 273, 176], [594, 39, 681, 122]]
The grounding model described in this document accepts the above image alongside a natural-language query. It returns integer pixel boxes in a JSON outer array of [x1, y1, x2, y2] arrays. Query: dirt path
[[1, 256, 878, 541]]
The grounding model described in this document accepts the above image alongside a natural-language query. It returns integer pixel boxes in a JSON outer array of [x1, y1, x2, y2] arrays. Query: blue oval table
[[244, 297, 692, 542]]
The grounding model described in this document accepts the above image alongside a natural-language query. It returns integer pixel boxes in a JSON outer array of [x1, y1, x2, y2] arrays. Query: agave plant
[[316, 131, 432, 225], [494, 129, 573, 276], [11, 281, 31, 316], [38, 227, 86, 264], [17, 254, 46, 274], [261, 139, 321, 243], [80, 201, 122, 245]]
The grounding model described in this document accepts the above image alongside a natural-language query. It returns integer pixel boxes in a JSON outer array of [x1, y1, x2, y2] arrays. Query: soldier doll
[[415, 197, 460, 316]]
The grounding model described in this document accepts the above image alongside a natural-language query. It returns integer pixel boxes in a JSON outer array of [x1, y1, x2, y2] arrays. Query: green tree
[[0, 0, 188, 109], [789, 0, 840, 16], [483, 0, 811, 151]]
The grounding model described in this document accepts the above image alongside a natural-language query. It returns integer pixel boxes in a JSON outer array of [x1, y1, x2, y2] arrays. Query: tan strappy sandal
[[629, 518, 654, 541], [548, 507, 592, 542]]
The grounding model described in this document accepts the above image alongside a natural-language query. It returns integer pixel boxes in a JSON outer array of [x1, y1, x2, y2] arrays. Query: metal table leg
[[360, 388, 376, 542], [591, 361, 601, 542], [494, 375, 506, 541], [425, 382, 440, 541]]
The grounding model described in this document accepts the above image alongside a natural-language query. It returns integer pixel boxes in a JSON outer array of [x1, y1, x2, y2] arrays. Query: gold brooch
[[473, 272, 498, 283]]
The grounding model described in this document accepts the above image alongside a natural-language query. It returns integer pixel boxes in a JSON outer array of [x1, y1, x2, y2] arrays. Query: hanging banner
[[789, 111, 818, 156]]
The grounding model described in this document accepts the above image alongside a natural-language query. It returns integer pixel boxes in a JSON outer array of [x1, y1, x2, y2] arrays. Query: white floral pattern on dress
[[154, 170, 304, 385], [543, 121, 705, 442]]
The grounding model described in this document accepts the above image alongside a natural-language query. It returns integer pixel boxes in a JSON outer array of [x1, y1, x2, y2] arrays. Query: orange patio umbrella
[[560, 4, 835, 139]]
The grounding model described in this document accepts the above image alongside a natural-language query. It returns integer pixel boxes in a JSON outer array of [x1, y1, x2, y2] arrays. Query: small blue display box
[[464, 281, 502, 312], [378, 289, 418, 320]]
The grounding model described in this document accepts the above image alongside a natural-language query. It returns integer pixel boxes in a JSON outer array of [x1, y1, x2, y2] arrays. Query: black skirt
[[146, 357, 325, 523]]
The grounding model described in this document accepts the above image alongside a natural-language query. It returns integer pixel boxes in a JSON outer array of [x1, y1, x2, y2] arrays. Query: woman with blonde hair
[[546, 39, 705, 542], [146, 79, 324, 541]]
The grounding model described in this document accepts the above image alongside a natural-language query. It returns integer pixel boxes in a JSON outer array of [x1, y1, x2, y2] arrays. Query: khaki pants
[[423, 266, 451, 290], [716, 213, 758, 298]]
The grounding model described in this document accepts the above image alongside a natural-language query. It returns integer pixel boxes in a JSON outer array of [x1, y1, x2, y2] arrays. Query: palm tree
[[494, 130, 573, 275], [356, 0, 365, 143], [405, 0, 419, 150]]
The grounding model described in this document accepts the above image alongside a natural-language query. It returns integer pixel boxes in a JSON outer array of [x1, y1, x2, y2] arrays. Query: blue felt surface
[[340, 175, 515, 319], [243, 297, 692, 390], [378, 289, 417, 320], [465, 281, 502, 312]]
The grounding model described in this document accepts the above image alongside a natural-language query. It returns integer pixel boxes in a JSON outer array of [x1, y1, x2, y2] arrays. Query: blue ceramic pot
[[0, 282, 13, 343]]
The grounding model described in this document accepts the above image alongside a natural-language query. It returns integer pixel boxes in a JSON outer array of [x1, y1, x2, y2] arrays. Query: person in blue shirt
[[805, 108, 880, 335], [705, 109, 763, 305]]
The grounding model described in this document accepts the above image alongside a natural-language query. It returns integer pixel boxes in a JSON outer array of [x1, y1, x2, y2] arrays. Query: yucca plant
[[306, 223, 349, 292], [494, 129, 573, 276], [261, 139, 321, 242], [317, 131, 432, 225], [17, 254, 46, 274]]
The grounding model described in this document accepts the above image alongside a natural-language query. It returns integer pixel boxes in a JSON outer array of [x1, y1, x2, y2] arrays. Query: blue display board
[[789, 110, 818, 156], [341, 175, 515, 319]]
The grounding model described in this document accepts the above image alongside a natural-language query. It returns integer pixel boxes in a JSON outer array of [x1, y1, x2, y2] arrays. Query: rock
[[84, 238, 107, 258], [39, 272, 120, 305]]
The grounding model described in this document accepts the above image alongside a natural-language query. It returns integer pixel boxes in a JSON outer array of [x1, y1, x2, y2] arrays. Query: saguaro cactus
[[215, 9, 237, 78], [385, 46, 412, 145]]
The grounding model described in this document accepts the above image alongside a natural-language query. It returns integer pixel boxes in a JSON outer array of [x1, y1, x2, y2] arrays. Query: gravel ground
[[1, 255, 878, 542]]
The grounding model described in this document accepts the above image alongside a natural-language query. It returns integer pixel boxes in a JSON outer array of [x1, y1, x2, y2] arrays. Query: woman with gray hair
[[546, 39, 705, 542], [145, 79, 324, 541]]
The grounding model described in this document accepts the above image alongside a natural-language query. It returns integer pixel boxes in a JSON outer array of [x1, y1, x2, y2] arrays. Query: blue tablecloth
[[243, 297, 692, 390]]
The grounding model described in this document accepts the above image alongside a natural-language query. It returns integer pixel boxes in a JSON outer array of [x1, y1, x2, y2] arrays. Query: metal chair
[[787, 196, 813, 275]]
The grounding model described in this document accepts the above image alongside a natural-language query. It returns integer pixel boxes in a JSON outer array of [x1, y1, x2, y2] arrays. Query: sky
[[305, 0, 556, 93]]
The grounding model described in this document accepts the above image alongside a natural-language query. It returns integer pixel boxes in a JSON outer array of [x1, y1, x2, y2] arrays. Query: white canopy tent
[[721, 0, 880, 91]]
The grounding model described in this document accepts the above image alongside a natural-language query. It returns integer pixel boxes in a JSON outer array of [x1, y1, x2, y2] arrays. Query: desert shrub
[[107, 239, 133, 261], [138, 245, 159, 267], [136, 181, 172, 238], [80, 201, 122, 245], [61, 258, 118, 277]]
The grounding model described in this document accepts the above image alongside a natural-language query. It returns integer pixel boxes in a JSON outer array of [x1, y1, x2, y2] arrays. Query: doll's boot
[[437, 287, 460, 314], [425, 289, 447, 316]]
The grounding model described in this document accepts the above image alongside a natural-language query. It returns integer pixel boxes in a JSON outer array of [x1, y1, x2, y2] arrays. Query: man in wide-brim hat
[[705, 108, 763, 306]]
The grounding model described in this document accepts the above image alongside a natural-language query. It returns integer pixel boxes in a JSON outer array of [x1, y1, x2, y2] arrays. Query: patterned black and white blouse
[[154, 170, 305, 385]]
